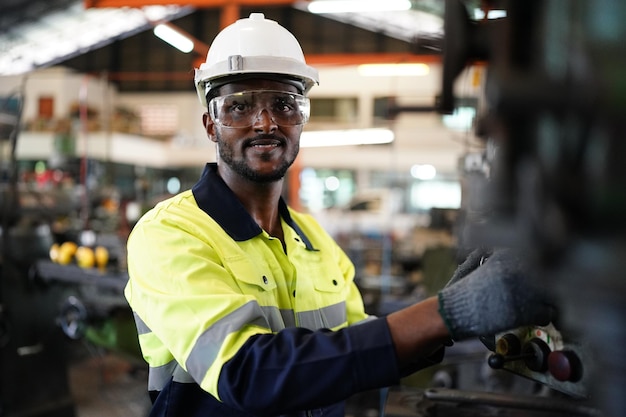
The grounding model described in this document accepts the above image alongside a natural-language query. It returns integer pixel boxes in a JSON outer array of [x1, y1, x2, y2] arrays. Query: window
[[441, 97, 478, 131], [410, 180, 462, 210], [309, 97, 358, 123], [38, 96, 54, 119], [299, 167, 356, 212]]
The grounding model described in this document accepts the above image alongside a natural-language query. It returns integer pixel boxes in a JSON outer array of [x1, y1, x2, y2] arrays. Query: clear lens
[[209, 90, 310, 128]]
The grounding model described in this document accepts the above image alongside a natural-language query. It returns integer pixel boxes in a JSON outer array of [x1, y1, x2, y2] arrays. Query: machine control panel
[[487, 323, 591, 398]]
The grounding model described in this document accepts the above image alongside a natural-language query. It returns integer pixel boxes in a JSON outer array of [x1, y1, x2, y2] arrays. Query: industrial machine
[[1, 90, 79, 416], [384, 0, 624, 416], [1, 87, 139, 416]]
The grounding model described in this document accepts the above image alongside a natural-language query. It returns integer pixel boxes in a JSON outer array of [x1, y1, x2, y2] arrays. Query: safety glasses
[[208, 90, 310, 128]]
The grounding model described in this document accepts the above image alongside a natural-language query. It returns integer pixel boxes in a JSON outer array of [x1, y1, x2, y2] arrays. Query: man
[[125, 13, 554, 417]]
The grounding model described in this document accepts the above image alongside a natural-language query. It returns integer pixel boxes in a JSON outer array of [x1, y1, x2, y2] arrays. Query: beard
[[215, 130, 299, 183]]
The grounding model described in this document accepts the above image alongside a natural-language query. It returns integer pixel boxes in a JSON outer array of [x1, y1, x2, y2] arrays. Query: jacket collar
[[192, 163, 316, 250]]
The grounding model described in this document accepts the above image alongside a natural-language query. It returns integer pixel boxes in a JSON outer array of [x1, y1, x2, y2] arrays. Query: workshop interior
[[1, 0, 624, 416]]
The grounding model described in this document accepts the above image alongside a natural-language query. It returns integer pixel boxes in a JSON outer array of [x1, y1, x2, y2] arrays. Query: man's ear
[[203, 112, 218, 143]]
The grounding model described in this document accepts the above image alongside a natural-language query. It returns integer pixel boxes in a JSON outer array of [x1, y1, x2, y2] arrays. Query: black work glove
[[438, 248, 555, 341]]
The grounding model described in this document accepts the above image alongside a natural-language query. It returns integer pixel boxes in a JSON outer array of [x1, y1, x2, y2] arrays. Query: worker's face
[[203, 79, 303, 183]]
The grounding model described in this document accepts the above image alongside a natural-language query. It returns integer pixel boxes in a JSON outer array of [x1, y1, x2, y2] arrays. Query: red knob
[[548, 350, 583, 382]]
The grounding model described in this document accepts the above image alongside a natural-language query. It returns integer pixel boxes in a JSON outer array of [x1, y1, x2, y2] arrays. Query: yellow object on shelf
[[94, 246, 109, 271], [49, 243, 60, 262], [75, 246, 95, 269], [57, 241, 78, 265]]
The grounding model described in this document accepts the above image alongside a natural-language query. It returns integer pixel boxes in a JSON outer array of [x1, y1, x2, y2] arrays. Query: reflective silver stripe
[[133, 311, 151, 335], [173, 365, 196, 383], [185, 300, 270, 380], [148, 360, 177, 391], [148, 361, 196, 391], [280, 308, 296, 328], [296, 301, 346, 330], [145, 301, 347, 391], [259, 305, 296, 331]]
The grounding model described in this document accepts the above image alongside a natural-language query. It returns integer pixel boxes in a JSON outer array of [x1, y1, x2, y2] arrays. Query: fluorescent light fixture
[[474, 9, 507, 19], [308, 0, 411, 14], [410, 164, 437, 180], [358, 63, 430, 77], [442, 106, 476, 131], [300, 128, 394, 148], [153, 23, 194, 53]]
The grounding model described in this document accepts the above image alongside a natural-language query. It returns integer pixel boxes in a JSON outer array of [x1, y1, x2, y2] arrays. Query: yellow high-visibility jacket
[[125, 163, 438, 417]]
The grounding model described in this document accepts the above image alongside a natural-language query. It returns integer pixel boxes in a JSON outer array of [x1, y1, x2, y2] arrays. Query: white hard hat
[[194, 13, 319, 107]]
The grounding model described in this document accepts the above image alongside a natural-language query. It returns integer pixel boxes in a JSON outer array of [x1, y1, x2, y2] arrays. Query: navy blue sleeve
[[217, 317, 401, 416]]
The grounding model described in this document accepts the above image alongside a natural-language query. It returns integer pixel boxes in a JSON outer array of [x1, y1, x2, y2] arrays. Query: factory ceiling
[[0, 0, 491, 93]]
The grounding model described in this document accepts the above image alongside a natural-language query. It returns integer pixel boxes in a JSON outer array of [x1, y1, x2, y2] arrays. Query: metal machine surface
[[0, 89, 74, 417], [0, 193, 78, 416], [419, 1, 626, 417], [384, 387, 602, 417], [1, 89, 78, 415], [486, 324, 592, 399]]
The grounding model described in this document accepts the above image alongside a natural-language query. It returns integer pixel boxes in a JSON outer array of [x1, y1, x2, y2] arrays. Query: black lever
[[488, 352, 535, 369]]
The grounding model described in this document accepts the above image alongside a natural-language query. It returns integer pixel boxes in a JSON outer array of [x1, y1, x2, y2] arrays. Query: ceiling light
[[473, 9, 507, 19], [410, 164, 437, 180], [325, 176, 341, 191], [153, 23, 194, 53], [358, 63, 430, 77], [307, 0, 411, 14], [300, 128, 394, 147]]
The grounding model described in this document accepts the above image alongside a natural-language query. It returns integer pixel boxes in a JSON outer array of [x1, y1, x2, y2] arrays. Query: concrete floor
[[68, 347, 151, 417], [67, 346, 381, 417]]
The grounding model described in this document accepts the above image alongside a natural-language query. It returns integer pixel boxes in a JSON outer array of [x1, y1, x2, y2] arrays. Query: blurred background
[[1, 1, 624, 417]]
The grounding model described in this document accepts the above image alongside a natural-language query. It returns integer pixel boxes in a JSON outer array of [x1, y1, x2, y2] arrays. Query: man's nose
[[252, 108, 277, 131]]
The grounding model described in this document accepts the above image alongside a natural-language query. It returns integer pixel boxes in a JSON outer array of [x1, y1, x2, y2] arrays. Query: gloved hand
[[445, 247, 492, 288], [438, 247, 555, 341]]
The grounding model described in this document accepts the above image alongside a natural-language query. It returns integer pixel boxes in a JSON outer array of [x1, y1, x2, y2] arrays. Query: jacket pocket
[[224, 255, 277, 293]]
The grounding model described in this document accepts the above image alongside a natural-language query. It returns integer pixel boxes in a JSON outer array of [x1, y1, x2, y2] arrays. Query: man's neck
[[217, 167, 285, 240]]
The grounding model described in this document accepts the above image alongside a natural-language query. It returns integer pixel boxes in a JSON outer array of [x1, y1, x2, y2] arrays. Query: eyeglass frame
[[207, 89, 311, 129]]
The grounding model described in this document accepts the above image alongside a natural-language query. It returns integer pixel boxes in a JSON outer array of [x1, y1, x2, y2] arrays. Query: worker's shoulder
[[143, 190, 197, 216], [134, 190, 212, 231], [129, 190, 228, 247]]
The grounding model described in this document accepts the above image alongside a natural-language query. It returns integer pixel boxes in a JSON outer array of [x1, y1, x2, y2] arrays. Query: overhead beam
[[85, 0, 299, 28], [220, 3, 240, 29], [85, 0, 297, 7], [83, 0, 443, 65], [100, 53, 442, 81], [196, 52, 441, 66], [307, 53, 441, 66], [201, 52, 442, 69]]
